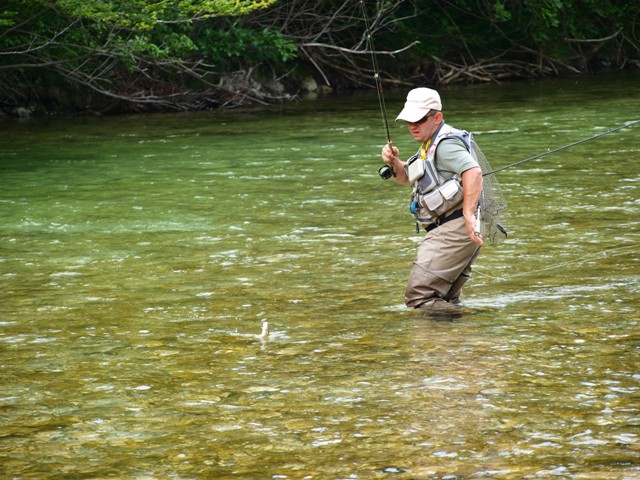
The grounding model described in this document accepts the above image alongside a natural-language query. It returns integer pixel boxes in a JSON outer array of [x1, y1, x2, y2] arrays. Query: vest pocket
[[419, 177, 463, 217], [407, 156, 425, 183], [416, 160, 440, 194]]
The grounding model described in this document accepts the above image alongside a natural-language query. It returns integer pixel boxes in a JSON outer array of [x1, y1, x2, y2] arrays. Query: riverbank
[[2, 64, 639, 120]]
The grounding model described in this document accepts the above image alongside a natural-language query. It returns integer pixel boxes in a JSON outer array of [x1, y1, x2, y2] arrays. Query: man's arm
[[461, 166, 483, 245]]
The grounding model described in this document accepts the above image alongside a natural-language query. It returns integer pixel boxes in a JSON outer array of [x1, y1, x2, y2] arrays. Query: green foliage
[[0, 0, 289, 111], [55, 0, 278, 30], [492, 2, 512, 21], [0, 8, 17, 27], [48, 0, 288, 66], [395, 0, 638, 66], [534, 0, 564, 28], [115, 28, 197, 63], [0, 0, 637, 113], [198, 25, 297, 66]]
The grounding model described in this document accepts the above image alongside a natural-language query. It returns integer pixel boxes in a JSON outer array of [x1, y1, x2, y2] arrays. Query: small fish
[[260, 320, 269, 339]]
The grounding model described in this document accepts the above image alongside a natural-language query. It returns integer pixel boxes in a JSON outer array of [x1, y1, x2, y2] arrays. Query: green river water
[[1, 73, 639, 479]]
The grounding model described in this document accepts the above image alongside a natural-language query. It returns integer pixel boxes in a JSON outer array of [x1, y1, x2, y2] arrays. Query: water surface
[[1, 73, 639, 479]]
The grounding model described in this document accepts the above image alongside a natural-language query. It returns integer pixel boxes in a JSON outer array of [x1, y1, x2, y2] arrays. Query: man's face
[[407, 111, 443, 143]]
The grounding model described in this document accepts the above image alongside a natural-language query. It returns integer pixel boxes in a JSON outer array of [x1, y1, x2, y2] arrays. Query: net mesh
[[470, 136, 509, 243]]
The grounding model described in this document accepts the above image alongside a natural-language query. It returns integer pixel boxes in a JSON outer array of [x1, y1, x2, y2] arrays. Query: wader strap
[[425, 209, 464, 233]]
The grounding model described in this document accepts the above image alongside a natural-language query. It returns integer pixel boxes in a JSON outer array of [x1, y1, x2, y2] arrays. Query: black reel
[[378, 164, 394, 180]]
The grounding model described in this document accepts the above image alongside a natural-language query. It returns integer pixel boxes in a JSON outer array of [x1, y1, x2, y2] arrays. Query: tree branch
[[564, 29, 622, 43], [298, 41, 420, 56]]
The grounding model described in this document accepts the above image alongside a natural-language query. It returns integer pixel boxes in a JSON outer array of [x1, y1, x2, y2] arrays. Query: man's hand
[[381, 143, 410, 185], [381, 142, 399, 166], [461, 167, 484, 245]]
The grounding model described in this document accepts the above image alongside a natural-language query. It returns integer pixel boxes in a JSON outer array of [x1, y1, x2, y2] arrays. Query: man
[[381, 87, 483, 313]]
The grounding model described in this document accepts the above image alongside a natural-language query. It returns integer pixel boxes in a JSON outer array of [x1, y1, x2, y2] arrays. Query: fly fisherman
[[381, 88, 483, 313]]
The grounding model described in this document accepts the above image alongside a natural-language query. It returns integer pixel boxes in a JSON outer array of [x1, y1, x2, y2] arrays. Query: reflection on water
[[1, 73, 639, 478]]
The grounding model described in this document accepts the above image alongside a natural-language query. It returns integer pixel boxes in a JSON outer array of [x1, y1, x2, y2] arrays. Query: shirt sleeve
[[435, 138, 479, 177]]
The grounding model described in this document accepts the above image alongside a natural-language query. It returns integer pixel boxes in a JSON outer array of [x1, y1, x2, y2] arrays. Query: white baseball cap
[[396, 88, 442, 123]]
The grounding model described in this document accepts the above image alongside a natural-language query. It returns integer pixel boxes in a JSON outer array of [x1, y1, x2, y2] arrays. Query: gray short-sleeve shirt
[[435, 138, 479, 180]]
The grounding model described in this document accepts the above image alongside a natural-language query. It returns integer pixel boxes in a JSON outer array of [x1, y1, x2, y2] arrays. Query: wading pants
[[405, 216, 481, 308]]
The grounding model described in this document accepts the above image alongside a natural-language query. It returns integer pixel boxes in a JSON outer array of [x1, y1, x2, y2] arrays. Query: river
[[1, 72, 639, 479]]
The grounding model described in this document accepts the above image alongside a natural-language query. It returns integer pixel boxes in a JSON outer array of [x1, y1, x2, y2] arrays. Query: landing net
[[471, 136, 509, 243]]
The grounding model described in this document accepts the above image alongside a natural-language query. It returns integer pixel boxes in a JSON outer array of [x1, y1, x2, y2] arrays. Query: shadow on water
[[1, 73, 639, 479]]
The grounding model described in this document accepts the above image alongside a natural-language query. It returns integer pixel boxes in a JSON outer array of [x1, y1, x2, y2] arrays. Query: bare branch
[[564, 29, 623, 43], [298, 41, 420, 56]]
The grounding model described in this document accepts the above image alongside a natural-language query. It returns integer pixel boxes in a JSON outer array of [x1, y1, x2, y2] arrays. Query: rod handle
[[386, 140, 396, 176], [474, 205, 482, 237]]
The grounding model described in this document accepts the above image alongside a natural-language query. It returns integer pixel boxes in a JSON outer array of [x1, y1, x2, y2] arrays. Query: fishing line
[[473, 243, 639, 283], [483, 119, 640, 177], [360, 0, 395, 179]]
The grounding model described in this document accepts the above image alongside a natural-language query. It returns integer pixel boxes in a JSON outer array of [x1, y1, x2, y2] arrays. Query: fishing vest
[[405, 123, 476, 226]]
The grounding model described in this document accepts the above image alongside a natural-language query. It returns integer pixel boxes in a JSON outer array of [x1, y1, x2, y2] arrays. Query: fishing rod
[[483, 119, 640, 177], [360, 2, 639, 181], [360, 0, 395, 180]]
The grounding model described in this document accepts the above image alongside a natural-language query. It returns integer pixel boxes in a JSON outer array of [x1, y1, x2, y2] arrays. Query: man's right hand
[[381, 142, 399, 167], [381, 143, 410, 185]]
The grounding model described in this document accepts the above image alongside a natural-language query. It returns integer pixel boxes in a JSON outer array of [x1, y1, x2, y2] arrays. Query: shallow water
[[1, 73, 639, 479]]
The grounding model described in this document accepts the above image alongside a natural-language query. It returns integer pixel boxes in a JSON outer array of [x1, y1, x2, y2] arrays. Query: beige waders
[[405, 215, 481, 309]]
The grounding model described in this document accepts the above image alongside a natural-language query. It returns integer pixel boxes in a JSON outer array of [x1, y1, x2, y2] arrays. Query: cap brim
[[395, 107, 428, 123]]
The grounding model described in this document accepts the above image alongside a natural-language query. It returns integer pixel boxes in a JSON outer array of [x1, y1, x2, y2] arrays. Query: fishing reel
[[378, 164, 395, 180]]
